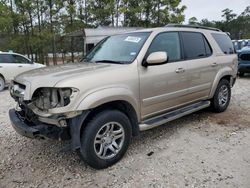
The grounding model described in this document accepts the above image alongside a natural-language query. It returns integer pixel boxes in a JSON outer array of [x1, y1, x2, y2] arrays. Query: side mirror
[[146, 52, 168, 66]]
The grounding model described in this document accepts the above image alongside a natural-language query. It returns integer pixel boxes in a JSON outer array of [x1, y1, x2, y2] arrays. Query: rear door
[[0, 54, 20, 83], [180, 32, 218, 101], [211, 33, 237, 76], [0, 54, 34, 83]]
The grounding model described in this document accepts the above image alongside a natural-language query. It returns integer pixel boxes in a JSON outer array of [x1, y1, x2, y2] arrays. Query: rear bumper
[[9, 109, 68, 140]]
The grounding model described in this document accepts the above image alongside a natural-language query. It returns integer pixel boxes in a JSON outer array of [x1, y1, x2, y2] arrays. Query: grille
[[240, 54, 250, 61]]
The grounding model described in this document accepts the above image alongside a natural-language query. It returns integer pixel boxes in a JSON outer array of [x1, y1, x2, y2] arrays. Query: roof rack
[[165, 24, 222, 32]]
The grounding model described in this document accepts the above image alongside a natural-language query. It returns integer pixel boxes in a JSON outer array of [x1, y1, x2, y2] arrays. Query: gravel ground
[[1, 77, 250, 188]]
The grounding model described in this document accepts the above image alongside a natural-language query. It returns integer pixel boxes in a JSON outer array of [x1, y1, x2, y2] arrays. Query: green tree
[[121, 0, 186, 27], [197, 7, 250, 39], [0, 2, 13, 35], [188, 17, 198, 25], [222, 8, 237, 22]]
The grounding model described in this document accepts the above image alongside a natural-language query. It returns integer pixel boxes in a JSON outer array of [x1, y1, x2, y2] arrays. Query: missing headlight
[[33, 88, 74, 110]]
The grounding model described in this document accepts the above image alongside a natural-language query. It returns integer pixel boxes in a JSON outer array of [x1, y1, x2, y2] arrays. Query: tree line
[[0, 1, 250, 65], [188, 7, 250, 40], [0, 0, 186, 64]]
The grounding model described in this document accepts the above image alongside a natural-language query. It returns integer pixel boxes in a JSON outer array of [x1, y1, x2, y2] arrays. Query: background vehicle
[[233, 39, 250, 53], [238, 46, 250, 77], [9, 25, 237, 169], [0, 52, 45, 91]]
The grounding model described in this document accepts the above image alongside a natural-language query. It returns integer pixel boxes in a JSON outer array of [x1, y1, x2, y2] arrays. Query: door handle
[[18, 65, 23, 68], [211, 62, 218, 67], [0, 66, 2, 68], [175, 68, 185, 73]]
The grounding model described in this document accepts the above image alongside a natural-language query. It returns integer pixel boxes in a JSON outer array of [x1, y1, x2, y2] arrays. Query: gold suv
[[9, 25, 238, 169]]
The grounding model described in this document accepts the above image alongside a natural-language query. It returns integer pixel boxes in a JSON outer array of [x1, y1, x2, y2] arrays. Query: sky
[[180, 0, 250, 23]]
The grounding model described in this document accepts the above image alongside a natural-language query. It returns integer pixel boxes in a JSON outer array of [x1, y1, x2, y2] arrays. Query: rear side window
[[181, 32, 212, 60], [147, 32, 182, 62], [211, 33, 235, 54], [0, 54, 13, 63], [204, 37, 212, 56]]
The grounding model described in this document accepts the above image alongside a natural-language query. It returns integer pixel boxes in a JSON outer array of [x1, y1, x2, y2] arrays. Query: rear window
[[0, 54, 13, 63], [212, 33, 235, 54]]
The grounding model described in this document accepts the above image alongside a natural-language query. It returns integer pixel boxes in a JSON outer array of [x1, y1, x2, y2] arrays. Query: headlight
[[33, 87, 78, 110], [10, 81, 26, 99]]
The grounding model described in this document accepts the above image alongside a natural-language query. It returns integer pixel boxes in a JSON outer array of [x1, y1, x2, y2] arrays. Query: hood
[[14, 62, 114, 87], [240, 49, 250, 54]]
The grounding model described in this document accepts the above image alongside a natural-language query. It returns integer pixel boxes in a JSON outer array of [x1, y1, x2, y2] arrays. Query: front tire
[[0, 77, 5, 91], [79, 110, 132, 169], [211, 79, 231, 113]]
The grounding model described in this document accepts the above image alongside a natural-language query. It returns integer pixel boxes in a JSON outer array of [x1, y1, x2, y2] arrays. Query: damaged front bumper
[[9, 108, 70, 140], [9, 81, 91, 151], [9, 108, 90, 151]]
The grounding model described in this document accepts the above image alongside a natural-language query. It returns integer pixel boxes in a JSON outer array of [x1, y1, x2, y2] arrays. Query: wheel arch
[[0, 73, 5, 81], [0, 73, 6, 90], [209, 68, 235, 99], [83, 100, 140, 137], [70, 100, 140, 151], [76, 87, 140, 120]]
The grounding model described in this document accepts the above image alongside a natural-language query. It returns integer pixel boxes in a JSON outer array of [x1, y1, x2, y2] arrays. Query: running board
[[139, 101, 210, 131]]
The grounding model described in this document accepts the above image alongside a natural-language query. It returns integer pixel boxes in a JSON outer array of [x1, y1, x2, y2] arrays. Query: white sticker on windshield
[[124, 36, 142, 43]]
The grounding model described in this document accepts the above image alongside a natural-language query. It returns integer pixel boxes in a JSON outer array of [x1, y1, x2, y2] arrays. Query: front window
[[147, 32, 182, 62], [83, 32, 150, 64]]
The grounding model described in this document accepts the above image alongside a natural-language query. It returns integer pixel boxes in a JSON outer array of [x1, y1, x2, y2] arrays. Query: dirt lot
[[1, 77, 250, 188]]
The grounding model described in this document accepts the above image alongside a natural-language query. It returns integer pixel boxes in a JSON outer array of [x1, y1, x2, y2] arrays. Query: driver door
[[139, 32, 190, 119]]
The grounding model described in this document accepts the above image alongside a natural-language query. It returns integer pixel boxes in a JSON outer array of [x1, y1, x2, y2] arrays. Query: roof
[[64, 25, 225, 44], [0, 51, 15, 55], [129, 27, 224, 35], [0, 51, 30, 58], [234, 39, 250, 42], [165, 24, 222, 32]]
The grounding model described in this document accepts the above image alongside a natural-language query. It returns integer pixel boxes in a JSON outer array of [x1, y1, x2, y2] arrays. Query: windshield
[[83, 32, 151, 64]]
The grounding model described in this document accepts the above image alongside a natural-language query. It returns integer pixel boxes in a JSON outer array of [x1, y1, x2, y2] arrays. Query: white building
[[64, 26, 143, 54]]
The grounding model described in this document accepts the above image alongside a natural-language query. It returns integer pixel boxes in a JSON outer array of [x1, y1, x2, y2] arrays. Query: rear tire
[[210, 79, 231, 113], [78, 109, 132, 169], [0, 77, 5, 91]]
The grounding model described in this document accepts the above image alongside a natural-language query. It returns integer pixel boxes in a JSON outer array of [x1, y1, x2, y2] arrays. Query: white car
[[0, 52, 45, 91]]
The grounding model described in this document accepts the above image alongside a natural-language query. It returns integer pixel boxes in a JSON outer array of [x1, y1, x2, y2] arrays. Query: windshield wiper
[[94, 60, 128, 64]]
